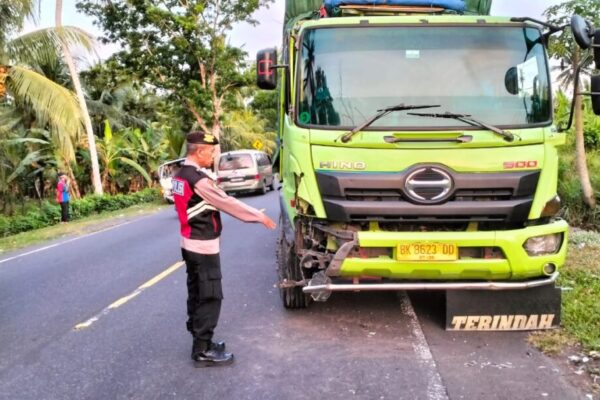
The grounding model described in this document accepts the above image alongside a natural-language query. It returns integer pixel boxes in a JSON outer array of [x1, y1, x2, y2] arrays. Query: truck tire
[[276, 223, 310, 309]]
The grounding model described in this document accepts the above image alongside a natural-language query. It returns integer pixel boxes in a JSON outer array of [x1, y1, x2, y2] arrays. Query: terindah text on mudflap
[[257, 0, 600, 330]]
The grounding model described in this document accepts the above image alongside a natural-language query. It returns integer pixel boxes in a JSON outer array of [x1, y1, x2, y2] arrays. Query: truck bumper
[[335, 219, 568, 281], [303, 271, 558, 293]]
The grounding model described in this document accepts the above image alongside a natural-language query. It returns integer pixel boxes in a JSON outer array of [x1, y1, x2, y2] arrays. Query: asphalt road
[[0, 189, 586, 400]]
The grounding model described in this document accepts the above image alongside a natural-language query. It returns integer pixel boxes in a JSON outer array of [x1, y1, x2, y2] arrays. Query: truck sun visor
[[323, 0, 467, 13]]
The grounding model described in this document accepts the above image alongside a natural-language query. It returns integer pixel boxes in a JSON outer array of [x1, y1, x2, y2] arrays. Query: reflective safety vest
[[173, 165, 223, 240]]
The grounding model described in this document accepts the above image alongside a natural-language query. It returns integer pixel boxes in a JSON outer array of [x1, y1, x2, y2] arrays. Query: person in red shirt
[[55, 173, 70, 222], [173, 131, 276, 367]]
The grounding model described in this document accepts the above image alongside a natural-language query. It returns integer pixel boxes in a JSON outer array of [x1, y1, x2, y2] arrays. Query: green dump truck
[[257, 1, 600, 327]]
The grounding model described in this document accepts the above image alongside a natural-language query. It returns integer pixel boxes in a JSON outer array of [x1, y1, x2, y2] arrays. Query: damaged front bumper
[[294, 219, 568, 301]]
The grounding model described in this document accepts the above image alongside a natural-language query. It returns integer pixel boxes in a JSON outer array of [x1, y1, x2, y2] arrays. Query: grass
[[0, 201, 167, 255], [529, 229, 600, 354]]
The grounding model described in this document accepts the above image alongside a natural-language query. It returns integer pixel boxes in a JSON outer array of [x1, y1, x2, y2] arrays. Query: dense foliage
[[2, 0, 600, 236], [0, 0, 276, 224], [556, 91, 600, 228], [77, 0, 272, 140]]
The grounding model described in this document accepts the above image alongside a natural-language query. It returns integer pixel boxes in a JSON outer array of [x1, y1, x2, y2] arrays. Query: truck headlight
[[523, 233, 563, 256]]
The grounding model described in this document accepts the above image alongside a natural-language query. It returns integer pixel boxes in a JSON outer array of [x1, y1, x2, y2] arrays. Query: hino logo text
[[319, 161, 366, 170]]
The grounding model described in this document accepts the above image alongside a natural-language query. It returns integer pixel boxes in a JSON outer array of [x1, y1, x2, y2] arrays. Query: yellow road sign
[[252, 139, 263, 150]]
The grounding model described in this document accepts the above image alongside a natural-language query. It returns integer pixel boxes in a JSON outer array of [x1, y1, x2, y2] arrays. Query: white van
[[217, 150, 275, 195], [157, 158, 185, 203]]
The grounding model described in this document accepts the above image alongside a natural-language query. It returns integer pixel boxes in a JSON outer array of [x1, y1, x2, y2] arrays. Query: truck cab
[[258, 1, 600, 313]]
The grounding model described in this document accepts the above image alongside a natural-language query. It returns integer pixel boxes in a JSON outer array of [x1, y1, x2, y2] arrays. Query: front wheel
[[276, 223, 310, 309]]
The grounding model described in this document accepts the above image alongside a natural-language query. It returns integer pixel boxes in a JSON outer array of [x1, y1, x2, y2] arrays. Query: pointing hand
[[261, 214, 276, 230]]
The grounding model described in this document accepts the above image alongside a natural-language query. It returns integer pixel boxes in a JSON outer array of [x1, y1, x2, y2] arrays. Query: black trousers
[[181, 249, 223, 344], [60, 202, 69, 222]]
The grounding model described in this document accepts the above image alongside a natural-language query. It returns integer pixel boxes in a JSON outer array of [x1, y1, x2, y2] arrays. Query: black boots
[[192, 339, 233, 367], [192, 349, 234, 367], [192, 339, 226, 354], [209, 340, 226, 352]]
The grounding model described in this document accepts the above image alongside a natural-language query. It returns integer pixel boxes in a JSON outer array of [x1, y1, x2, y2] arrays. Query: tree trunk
[[573, 51, 596, 208], [101, 169, 110, 193], [56, 0, 103, 195], [209, 71, 223, 172]]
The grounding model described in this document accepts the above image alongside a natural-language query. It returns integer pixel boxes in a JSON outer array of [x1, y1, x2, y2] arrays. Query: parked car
[[157, 158, 184, 203], [217, 150, 275, 195]]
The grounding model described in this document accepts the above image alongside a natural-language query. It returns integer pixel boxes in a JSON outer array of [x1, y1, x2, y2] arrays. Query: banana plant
[[95, 120, 152, 194]]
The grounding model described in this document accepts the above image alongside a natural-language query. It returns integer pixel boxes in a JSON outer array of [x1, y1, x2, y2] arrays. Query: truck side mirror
[[505, 67, 519, 95], [571, 15, 594, 50], [257, 48, 278, 90], [592, 75, 600, 115]]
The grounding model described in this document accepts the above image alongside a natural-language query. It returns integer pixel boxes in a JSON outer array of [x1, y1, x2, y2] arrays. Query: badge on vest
[[172, 179, 184, 196]]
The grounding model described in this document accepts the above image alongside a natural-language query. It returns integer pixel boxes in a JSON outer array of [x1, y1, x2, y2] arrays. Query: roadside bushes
[[558, 148, 600, 229], [0, 188, 160, 238]]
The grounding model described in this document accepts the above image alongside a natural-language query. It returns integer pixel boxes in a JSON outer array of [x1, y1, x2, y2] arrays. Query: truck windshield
[[298, 25, 551, 129]]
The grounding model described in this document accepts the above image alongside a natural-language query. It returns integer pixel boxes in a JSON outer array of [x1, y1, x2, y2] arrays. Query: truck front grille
[[344, 188, 514, 202], [316, 169, 539, 224]]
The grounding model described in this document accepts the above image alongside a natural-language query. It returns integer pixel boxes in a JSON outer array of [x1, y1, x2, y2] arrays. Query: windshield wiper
[[337, 103, 440, 143], [407, 112, 515, 142]]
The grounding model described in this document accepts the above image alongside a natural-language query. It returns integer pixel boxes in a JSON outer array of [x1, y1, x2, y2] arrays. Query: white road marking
[[74, 261, 185, 331], [0, 213, 156, 265], [399, 292, 449, 400]]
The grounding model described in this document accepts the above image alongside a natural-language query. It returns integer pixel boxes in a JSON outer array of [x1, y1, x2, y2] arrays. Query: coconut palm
[[0, 0, 95, 198], [56, 0, 102, 195], [87, 85, 150, 135], [0, 120, 53, 214], [221, 109, 277, 154]]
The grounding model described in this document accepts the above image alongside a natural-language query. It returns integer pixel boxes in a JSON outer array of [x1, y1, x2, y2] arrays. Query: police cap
[[186, 131, 219, 145]]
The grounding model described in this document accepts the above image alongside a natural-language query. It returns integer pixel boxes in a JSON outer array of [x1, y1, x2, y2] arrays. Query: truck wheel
[[276, 224, 310, 309]]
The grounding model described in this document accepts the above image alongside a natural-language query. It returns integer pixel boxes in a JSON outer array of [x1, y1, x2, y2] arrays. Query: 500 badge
[[503, 160, 538, 169]]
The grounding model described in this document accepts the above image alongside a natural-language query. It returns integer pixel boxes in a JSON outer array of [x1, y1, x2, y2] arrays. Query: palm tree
[[552, 46, 596, 208], [0, 0, 95, 198], [222, 109, 277, 154], [55, 0, 102, 195]]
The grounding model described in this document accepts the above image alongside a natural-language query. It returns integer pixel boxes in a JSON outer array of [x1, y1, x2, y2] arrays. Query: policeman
[[172, 131, 276, 367]]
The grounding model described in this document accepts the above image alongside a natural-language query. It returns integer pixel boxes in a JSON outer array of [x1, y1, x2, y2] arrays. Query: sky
[[29, 0, 564, 64]]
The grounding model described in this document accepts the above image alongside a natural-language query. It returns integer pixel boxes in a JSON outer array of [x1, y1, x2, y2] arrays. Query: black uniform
[[173, 165, 223, 350]]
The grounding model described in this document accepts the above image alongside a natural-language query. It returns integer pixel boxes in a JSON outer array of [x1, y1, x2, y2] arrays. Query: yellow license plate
[[396, 242, 458, 261]]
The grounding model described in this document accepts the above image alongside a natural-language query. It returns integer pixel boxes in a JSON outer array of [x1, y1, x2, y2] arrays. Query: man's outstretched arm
[[194, 178, 276, 228]]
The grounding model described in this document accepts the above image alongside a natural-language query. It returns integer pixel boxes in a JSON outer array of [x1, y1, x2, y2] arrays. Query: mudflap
[[445, 284, 561, 331]]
